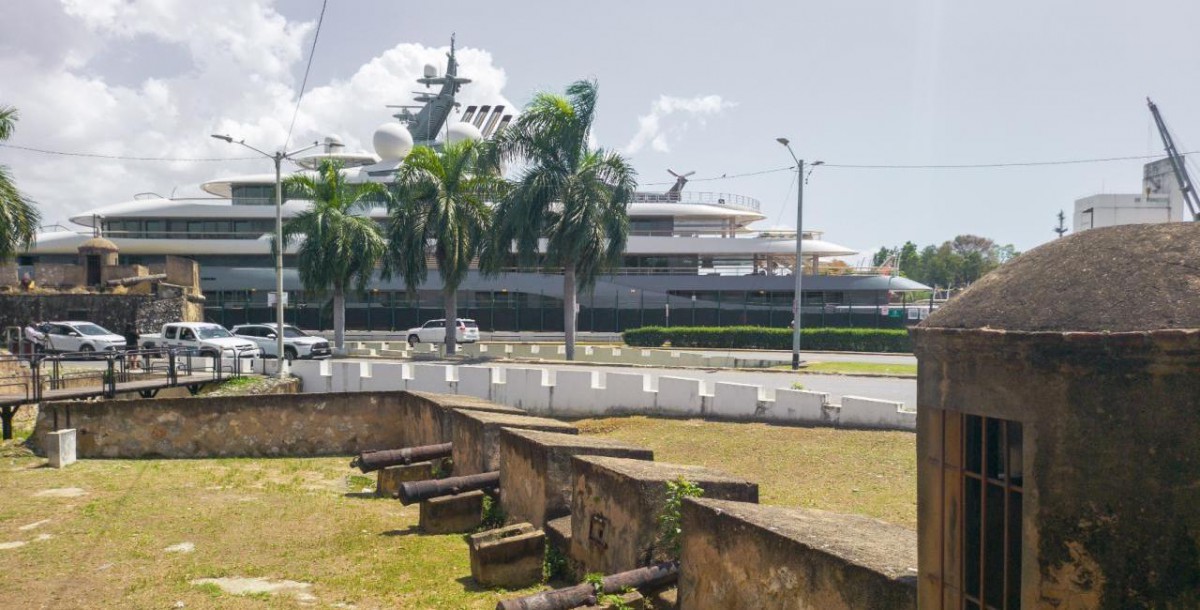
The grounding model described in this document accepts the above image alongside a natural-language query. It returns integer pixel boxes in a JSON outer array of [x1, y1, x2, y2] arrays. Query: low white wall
[[290, 360, 915, 431], [342, 341, 786, 369]]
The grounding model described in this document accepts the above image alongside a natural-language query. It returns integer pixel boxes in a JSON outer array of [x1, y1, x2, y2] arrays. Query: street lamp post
[[776, 138, 821, 370], [212, 134, 318, 378]]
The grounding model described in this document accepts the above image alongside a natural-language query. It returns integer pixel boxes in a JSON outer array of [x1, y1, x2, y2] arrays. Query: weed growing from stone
[[542, 544, 568, 582], [583, 573, 634, 609], [658, 477, 703, 559], [479, 493, 506, 530]]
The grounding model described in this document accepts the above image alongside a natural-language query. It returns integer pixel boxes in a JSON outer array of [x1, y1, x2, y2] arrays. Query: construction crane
[[1147, 98, 1200, 220]]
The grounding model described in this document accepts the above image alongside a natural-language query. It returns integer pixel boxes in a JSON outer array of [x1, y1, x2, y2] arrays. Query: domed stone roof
[[78, 236, 119, 252], [920, 222, 1200, 332]]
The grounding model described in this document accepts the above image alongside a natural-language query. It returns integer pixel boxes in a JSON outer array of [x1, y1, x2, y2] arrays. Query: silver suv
[[231, 323, 331, 361]]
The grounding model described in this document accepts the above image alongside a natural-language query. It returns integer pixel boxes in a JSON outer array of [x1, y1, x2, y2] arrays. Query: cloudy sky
[[2, 0, 1199, 258]]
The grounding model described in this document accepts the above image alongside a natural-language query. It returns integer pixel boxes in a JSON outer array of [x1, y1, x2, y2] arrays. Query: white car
[[231, 323, 331, 360], [406, 318, 480, 347], [140, 322, 262, 359], [41, 321, 126, 354]]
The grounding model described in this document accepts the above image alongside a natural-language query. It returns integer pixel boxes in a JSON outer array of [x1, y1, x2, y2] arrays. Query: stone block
[[46, 429, 77, 468], [500, 428, 653, 528], [450, 409, 578, 476], [376, 461, 434, 499], [468, 522, 546, 589], [419, 490, 486, 534], [679, 498, 917, 610], [570, 456, 759, 575], [399, 390, 525, 448]]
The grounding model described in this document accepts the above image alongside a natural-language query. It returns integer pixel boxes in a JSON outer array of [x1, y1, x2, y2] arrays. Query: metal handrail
[[630, 191, 761, 212]]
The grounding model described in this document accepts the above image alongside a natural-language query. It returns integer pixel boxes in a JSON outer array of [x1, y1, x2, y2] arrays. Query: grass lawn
[[790, 361, 918, 377], [0, 413, 915, 609]]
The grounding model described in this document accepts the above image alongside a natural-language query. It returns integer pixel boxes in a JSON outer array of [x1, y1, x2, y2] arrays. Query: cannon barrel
[[495, 562, 679, 610], [349, 442, 453, 473], [398, 471, 501, 505]]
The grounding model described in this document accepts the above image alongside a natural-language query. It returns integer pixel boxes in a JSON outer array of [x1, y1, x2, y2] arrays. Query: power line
[[642, 166, 795, 185], [820, 152, 1191, 170], [0, 143, 258, 162], [284, 0, 328, 149]]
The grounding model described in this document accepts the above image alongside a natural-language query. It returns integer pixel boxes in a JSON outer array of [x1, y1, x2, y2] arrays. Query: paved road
[[351, 359, 916, 408]]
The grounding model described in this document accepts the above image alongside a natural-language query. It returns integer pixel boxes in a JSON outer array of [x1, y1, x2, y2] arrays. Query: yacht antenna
[[1054, 210, 1068, 238]]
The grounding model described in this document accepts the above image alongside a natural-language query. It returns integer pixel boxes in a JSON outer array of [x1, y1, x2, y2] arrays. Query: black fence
[[204, 293, 928, 333]]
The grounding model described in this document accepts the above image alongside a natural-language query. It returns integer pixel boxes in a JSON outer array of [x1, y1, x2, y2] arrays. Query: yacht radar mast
[[386, 35, 472, 146]]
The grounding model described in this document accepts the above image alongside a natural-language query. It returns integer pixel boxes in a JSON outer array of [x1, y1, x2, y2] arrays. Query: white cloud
[[1, 0, 512, 224], [623, 94, 736, 155]]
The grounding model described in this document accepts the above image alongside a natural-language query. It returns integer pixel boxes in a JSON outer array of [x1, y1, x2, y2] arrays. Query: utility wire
[[284, 0, 328, 150], [0, 143, 258, 162], [821, 152, 1193, 169]]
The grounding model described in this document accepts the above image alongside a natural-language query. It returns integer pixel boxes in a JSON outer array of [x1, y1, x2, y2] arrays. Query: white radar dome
[[373, 123, 413, 161], [445, 122, 484, 145]]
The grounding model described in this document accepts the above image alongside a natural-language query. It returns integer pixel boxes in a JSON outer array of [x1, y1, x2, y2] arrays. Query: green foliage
[[384, 141, 500, 354], [658, 477, 703, 559], [581, 573, 633, 609], [790, 381, 806, 390], [486, 79, 637, 358], [542, 544, 568, 582], [0, 105, 40, 263], [479, 493, 506, 530], [876, 235, 1020, 289], [281, 159, 386, 349], [623, 326, 913, 352]]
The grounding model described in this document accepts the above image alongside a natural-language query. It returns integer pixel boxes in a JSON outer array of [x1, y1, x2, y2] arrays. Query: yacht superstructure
[[21, 38, 928, 331]]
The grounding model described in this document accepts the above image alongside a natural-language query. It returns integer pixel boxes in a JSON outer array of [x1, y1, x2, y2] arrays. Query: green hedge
[[622, 326, 912, 353]]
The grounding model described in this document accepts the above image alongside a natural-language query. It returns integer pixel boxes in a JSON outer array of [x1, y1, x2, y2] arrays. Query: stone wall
[[0, 293, 200, 334], [31, 391, 420, 458], [680, 498, 917, 609]]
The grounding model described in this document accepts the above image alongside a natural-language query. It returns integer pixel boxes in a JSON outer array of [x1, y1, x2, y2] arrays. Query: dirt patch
[[33, 487, 86, 498], [163, 542, 194, 554], [190, 576, 317, 604], [0, 541, 27, 550], [18, 519, 50, 531]]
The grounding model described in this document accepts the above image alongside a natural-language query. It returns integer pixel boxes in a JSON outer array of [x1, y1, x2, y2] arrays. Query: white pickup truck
[[140, 322, 263, 359]]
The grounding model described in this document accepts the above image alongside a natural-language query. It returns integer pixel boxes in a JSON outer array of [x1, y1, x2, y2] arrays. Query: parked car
[[406, 318, 480, 347], [231, 323, 331, 360], [140, 322, 262, 358], [40, 321, 126, 354]]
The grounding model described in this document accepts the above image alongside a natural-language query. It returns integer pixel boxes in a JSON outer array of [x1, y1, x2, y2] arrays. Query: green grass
[[799, 361, 917, 377], [0, 415, 915, 608]]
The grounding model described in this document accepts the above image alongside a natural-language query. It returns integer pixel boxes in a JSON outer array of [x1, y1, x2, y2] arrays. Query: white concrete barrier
[[286, 360, 914, 431]]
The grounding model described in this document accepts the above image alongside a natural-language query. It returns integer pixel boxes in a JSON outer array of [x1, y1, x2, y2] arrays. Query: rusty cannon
[[349, 442, 453, 473], [496, 561, 679, 610], [398, 471, 501, 506]]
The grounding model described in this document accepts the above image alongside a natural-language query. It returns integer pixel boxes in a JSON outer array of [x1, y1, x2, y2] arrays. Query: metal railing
[[630, 191, 761, 212]]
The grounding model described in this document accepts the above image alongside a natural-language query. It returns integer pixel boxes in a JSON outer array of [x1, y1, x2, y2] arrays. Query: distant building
[[1073, 158, 1188, 231]]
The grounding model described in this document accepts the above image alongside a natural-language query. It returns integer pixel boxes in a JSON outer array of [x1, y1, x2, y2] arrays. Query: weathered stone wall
[[33, 263, 82, 288], [32, 390, 417, 458], [400, 390, 524, 448], [449, 409, 578, 476], [680, 498, 917, 609], [914, 328, 1200, 609], [569, 455, 759, 575], [498, 428, 653, 528], [0, 294, 199, 334]]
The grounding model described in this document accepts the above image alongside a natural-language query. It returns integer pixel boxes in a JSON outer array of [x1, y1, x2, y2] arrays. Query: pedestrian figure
[[124, 324, 140, 368]]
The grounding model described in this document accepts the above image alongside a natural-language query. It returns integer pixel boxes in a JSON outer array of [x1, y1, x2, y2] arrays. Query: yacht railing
[[630, 191, 760, 212]]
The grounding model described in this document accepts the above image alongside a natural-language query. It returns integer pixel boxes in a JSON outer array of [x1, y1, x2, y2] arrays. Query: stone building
[[912, 222, 1200, 608]]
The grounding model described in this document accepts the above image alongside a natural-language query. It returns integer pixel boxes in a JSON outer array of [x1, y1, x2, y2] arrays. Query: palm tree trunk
[[444, 286, 458, 356], [563, 266, 577, 361], [333, 285, 346, 354]]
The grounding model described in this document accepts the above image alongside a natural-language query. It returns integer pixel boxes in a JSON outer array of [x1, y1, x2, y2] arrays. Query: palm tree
[[487, 80, 637, 360], [384, 141, 499, 355], [0, 106, 40, 262], [281, 159, 386, 353]]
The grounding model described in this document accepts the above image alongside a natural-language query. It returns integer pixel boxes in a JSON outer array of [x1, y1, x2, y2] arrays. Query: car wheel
[[80, 344, 94, 352], [408, 335, 419, 348], [284, 347, 297, 362]]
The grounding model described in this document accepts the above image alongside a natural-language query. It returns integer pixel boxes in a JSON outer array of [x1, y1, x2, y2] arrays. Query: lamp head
[[776, 137, 790, 146], [811, 161, 825, 166], [210, 134, 234, 143]]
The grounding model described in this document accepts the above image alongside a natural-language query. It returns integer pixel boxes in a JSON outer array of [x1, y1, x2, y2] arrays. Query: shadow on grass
[[455, 575, 490, 593], [381, 525, 421, 537], [343, 491, 377, 499]]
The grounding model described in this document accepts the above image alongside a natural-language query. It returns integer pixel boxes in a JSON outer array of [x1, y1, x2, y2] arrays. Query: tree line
[[872, 235, 1020, 289]]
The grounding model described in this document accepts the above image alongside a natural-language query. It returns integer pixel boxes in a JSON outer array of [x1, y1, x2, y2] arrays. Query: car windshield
[[197, 326, 232, 339], [282, 327, 308, 338], [74, 323, 111, 336]]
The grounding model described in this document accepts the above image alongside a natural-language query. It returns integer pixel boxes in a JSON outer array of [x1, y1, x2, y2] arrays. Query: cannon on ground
[[350, 442, 453, 473]]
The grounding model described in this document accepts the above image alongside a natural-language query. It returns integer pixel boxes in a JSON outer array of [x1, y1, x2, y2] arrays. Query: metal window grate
[[939, 411, 1023, 610]]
